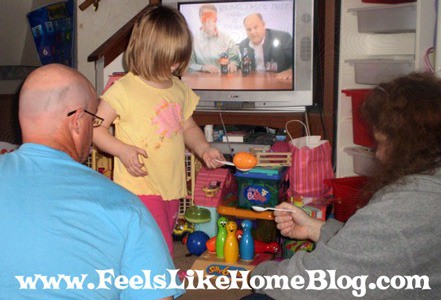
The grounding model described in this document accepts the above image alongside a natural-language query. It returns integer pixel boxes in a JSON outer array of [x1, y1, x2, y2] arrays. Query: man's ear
[[68, 110, 83, 135]]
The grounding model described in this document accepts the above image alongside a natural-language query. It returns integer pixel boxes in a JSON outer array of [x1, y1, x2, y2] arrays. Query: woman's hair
[[125, 5, 193, 82], [361, 72, 441, 191]]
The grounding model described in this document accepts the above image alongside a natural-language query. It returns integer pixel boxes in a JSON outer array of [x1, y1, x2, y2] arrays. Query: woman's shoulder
[[380, 170, 441, 196], [366, 170, 441, 216]]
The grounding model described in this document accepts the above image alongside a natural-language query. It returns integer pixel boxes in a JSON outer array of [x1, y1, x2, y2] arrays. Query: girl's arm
[[93, 100, 148, 177], [183, 116, 224, 168]]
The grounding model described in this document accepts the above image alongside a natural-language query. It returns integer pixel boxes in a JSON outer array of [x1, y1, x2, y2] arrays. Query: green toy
[[215, 217, 228, 259]]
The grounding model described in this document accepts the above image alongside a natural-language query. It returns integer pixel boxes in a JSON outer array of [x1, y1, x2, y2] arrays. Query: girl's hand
[[274, 202, 325, 242], [117, 144, 148, 177], [201, 147, 225, 169]]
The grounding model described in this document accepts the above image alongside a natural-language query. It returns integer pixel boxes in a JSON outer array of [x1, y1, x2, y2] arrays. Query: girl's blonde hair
[[125, 5, 193, 82]]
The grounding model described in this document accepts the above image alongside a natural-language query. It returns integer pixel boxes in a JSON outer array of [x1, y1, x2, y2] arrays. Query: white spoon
[[252, 206, 294, 213], [214, 159, 251, 172]]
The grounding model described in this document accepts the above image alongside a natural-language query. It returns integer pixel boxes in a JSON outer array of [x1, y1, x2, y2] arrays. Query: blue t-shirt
[[0, 143, 184, 299]]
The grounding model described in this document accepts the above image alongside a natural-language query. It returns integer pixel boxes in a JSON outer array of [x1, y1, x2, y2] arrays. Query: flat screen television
[[175, 0, 318, 112]]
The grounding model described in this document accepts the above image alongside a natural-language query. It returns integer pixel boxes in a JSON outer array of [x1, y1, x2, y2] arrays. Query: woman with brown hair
[[244, 72, 441, 299]]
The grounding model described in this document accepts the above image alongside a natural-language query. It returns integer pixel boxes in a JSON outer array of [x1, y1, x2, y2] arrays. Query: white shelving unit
[[336, 0, 437, 177]]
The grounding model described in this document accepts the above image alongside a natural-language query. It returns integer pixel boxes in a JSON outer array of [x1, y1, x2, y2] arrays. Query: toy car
[[172, 217, 195, 243]]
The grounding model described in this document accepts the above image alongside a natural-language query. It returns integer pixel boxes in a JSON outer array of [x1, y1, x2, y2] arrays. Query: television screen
[[177, 0, 316, 111]]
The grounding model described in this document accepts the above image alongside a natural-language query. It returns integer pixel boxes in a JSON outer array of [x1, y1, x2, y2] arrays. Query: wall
[[0, 1, 33, 66], [0, 0, 72, 67], [77, 0, 147, 84], [336, 0, 436, 177], [0, 0, 147, 84]]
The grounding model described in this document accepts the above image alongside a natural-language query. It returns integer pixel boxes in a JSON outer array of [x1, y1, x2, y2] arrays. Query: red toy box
[[324, 176, 371, 222], [342, 89, 376, 148]]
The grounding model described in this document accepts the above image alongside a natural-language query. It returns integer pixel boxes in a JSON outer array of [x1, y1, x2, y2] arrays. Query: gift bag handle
[[285, 119, 310, 141]]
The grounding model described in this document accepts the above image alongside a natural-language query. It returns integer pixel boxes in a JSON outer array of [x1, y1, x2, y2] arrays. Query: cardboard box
[[190, 251, 273, 279], [236, 168, 286, 209], [303, 197, 333, 221]]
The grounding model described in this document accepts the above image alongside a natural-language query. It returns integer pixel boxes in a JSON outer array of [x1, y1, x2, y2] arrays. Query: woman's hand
[[274, 202, 325, 242], [116, 144, 148, 177]]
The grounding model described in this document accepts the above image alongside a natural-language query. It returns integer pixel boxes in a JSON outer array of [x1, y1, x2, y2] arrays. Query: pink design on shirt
[[152, 100, 183, 138]]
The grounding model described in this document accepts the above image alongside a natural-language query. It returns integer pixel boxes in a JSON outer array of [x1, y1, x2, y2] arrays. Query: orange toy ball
[[233, 152, 258, 170], [206, 237, 216, 252]]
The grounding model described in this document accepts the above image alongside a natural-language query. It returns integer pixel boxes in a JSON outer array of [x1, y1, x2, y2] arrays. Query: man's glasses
[[67, 109, 104, 127]]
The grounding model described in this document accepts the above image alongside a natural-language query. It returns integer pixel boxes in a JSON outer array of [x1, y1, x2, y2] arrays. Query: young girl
[[93, 5, 224, 256]]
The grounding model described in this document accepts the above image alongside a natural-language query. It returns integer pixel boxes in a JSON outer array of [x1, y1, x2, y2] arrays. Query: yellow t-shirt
[[101, 72, 199, 200]]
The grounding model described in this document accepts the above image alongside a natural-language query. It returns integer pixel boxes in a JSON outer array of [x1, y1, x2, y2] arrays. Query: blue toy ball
[[187, 231, 210, 256]]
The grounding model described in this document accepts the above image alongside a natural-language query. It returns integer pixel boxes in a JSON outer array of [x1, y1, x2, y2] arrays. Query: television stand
[[193, 110, 310, 138], [209, 142, 270, 155]]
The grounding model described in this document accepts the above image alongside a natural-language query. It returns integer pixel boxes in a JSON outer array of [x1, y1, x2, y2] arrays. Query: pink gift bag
[[285, 120, 334, 198]]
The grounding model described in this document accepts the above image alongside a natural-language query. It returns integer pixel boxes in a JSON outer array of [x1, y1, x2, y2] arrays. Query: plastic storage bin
[[324, 176, 371, 222], [348, 3, 416, 33], [194, 206, 219, 238], [346, 58, 414, 85], [344, 147, 379, 177], [362, 0, 415, 3], [235, 168, 286, 210], [342, 89, 376, 148]]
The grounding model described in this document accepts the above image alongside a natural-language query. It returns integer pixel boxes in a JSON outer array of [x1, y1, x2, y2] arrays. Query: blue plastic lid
[[235, 167, 285, 180]]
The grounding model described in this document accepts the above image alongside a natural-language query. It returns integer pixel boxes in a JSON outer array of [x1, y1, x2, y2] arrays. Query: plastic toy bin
[[344, 147, 379, 177], [324, 176, 370, 222], [346, 58, 414, 85], [361, 0, 415, 4], [235, 168, 286, 210], [342, 89, 376, 148], [349, 3, 416, 34]]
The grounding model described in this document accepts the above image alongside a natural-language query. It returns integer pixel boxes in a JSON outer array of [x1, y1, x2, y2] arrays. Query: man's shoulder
[[71, 164, 139, 203], [267, 28, 292, 39], [239, 38, 250, 47], [193, 29, 207, 41], [217, 30, 234, 41]]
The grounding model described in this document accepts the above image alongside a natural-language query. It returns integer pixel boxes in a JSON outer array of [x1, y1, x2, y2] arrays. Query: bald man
[[239, 13, 293, 80], [0, 64, 182, 300]]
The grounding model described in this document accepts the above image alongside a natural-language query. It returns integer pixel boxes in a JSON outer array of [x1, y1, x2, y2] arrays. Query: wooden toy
[[255, 151, 292, 167], [240, 219, 254, 261], [215, 217, 228, 259], [223, 221, 239, 263]]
